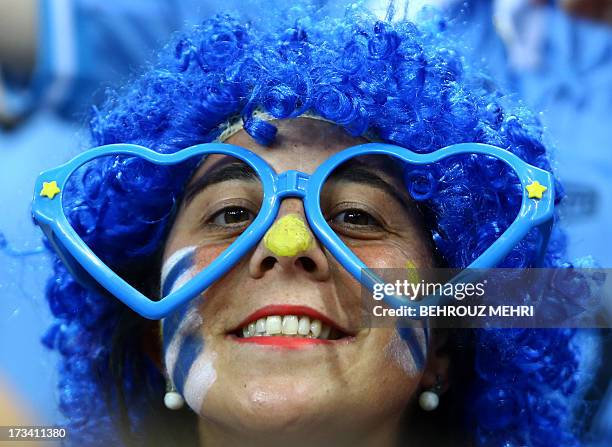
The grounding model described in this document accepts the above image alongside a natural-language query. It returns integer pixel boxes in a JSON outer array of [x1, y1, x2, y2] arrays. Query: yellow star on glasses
[[40, 181, 61, 199], [525, 180, 547, 199]]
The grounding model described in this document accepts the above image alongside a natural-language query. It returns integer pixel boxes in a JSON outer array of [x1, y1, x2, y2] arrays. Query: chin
[[224, 378, 340, 435]]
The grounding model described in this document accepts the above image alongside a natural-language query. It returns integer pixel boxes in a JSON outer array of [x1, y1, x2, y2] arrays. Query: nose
[[249, 201, 330, 281]]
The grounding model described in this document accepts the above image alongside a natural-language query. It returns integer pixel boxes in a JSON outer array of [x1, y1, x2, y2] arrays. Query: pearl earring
[[164, 379, 185, 410], [419, 390, 439, 411], [419, 378, 443, 411]]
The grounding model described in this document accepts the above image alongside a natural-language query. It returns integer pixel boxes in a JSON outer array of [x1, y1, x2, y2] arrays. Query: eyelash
[[211, 207, 254, 225], [200, 200, 258, 231], [328, 202, 385, 234]]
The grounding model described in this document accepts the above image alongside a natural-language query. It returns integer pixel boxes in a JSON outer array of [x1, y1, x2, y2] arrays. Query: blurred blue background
[[0, 0, 610, 441]]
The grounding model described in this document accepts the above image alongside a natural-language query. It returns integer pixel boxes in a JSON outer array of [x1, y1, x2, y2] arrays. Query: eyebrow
[[183, 158, 414, 211], [327, 161, 414, 210], [183, 161, 258, 205]]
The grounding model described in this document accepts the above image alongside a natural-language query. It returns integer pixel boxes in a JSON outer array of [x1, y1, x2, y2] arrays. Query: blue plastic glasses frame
[[32, 142, 554, 319]]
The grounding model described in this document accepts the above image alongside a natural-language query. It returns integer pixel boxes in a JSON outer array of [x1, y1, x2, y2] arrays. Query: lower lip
[[230, 335, 333, 348]]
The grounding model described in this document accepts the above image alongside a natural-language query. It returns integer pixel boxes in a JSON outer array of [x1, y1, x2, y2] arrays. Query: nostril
[[298, 257, 317, 273], [261, 256, 276, 272]]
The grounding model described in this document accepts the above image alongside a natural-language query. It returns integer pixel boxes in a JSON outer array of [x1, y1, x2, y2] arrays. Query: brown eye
[[211, 207, 254, 225], [331, 209, 381, 227]]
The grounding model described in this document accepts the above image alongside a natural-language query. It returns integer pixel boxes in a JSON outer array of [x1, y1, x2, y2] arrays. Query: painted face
[[160, 118, 436, 444]]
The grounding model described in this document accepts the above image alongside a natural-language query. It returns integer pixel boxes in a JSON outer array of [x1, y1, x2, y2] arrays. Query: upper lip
[[229, 304, 354, 336]]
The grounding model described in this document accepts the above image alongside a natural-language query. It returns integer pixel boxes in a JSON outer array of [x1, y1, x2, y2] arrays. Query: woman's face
[[161, 118, 436, 445]]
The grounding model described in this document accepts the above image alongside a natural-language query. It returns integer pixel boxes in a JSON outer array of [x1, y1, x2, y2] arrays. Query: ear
[[419, 329, 450, 395]]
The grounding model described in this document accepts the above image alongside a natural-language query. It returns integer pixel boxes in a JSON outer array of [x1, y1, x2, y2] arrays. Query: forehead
[[196, 118, 369, 176]]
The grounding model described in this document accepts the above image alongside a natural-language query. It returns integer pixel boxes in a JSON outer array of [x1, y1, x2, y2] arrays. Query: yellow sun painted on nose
[[264, 214, 313, 257]]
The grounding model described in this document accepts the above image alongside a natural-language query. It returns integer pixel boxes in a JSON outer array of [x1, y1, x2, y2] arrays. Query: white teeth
[[256, 318, 266, 334], [320, 324, 331, 339], [310, 319, 322, 337], [298, 316, 311, 335], [282, 315, 298, 335], [266, 316, 282, 335], [239, 315, 337, 339]]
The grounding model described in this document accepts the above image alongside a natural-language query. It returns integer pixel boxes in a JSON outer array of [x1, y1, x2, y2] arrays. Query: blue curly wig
[[41, 4, 599, 446]]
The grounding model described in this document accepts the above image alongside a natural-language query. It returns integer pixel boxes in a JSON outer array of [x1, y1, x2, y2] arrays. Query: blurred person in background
[[561, 0, 612, 24], [0, 0, 215, 124]]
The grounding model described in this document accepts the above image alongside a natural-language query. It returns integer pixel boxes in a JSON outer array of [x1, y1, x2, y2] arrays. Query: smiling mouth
[[229, 305, 352, 346]]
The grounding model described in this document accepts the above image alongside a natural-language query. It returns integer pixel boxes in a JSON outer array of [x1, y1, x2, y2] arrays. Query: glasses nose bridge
[[276, 170, 310, 199]]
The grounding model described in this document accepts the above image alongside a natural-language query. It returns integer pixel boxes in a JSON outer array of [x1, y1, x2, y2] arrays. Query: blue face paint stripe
[[162, 302, 193, 356], [172, 333, 205, 395], [397, 326, 425, 371], [161, 249, 196, 297]]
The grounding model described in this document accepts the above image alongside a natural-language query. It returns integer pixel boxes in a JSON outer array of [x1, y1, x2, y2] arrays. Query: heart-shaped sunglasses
[[32, 142, 554, 319]]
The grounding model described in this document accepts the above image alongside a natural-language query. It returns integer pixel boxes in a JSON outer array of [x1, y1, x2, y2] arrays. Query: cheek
[[387, 327, 428, 375], [194, 242, 232, 270], [161, 244, 230, 415], [352, 329, 422, 416], [162, 242, 233, 296], [346, 246, 429, 373], [350, 244, 414, 269]]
